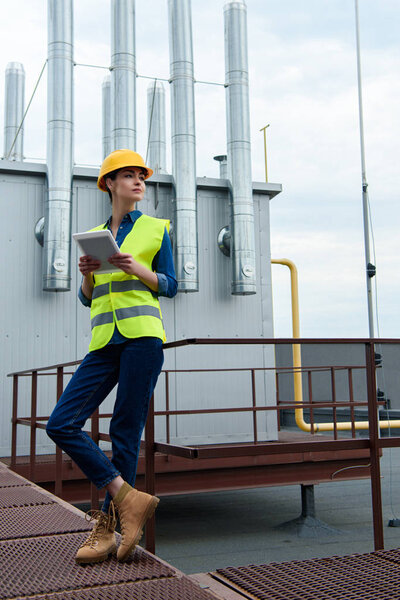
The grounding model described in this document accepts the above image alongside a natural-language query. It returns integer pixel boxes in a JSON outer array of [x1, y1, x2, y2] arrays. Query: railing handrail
[[8, 359, 82, 377], [162, 337, 400, 350], [7, 336, 400, 377]]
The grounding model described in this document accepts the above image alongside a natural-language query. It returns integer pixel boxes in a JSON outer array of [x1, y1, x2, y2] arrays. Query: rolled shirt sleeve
[[78, 281, 92, 307], [153, 228, 178, 298]]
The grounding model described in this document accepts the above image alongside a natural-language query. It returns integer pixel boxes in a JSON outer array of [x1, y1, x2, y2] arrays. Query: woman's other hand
[[108, 253, 159, 292], [108, 252, 138, 275], [79, 255, 101, 277]]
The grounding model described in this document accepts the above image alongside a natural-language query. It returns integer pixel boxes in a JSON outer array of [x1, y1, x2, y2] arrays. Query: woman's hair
[[104, 167, 147, 202], [104, 169, 119, 201]]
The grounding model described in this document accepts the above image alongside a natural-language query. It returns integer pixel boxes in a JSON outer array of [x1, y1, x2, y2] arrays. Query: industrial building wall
[[0, 163, 278, 458]]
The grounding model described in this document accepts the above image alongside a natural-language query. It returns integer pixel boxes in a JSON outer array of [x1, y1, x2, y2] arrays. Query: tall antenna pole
[[355, 0, 375, 338]]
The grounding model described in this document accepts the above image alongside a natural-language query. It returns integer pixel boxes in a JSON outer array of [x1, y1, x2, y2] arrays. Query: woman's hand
[[108, 253, 159, 292], [108, 252, 139, 275], [79, 255, 101, 277]]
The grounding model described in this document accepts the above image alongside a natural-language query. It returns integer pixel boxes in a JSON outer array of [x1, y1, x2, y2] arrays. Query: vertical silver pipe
[[102, 74, 111, 159], [224, 0, 256, 295], [111, 0, 136, 150], [43, 0, 73, 292], [147, 80, 167, 174], [168, 0, 198, 292], [3, 62, 25, 161]]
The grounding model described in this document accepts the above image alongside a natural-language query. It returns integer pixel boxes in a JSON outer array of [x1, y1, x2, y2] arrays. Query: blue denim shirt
[[79, 210, 177, 344]]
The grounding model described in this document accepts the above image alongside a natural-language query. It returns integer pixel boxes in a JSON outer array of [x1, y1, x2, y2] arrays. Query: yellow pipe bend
[[271, 258, 398, 433]]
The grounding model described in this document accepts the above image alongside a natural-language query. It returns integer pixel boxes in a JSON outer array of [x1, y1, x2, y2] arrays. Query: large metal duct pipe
[[3, 62, 25, 161], [147, 81, 167, 174], [102, 74, 111, 159], [110, 0, 136, 150], [168, 0, 198, 292], [43, 0, 74, 292], [224, 0, 256, 295]]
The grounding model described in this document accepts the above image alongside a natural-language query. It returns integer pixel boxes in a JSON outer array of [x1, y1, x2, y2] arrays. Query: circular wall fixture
[[217, 225, 231, 256], [34, 216, 45, 246]]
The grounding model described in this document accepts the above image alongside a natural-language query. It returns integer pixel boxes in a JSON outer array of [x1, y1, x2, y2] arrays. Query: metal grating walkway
[[0, 484, 55, 508], [0, 504, 93, 540], [5, 459, 400, 600], [0, 464, 217, 600], [0, 468, 30, 487], [215, 550, 400, 600]]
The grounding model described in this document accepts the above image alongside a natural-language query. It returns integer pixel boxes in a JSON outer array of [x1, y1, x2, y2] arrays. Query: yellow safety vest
[[88, 214, 169, 352]]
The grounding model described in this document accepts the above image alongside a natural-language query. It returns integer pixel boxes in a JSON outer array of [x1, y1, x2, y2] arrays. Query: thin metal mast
[[355, 0, 375, 337]]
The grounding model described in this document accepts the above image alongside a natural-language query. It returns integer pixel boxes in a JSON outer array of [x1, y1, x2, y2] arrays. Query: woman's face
[[106, 167, 146, 204]]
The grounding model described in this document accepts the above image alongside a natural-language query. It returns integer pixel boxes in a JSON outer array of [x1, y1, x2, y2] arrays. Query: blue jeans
[[46, 337, 164, 513]]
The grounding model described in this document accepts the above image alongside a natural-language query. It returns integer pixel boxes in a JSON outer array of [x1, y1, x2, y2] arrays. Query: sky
[[0, 0, 398, 339]]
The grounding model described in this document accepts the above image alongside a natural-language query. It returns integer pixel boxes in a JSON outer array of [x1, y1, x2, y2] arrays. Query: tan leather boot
[[113, 483, 159, 561], [75, 505, 117, 564]]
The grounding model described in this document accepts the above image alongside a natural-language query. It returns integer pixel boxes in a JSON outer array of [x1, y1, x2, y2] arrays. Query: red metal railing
[[7, 337, 400, 554]]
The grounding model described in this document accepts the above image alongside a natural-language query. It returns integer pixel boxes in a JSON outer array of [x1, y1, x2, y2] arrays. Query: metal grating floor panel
[[375, 548, 400, 565], [0, 469, 30, 487], [215, 551, 400, 600], [0, 532, 176, 599], [0, 503, 93, 540], [32, 577, 216, 600], [0, 485, 55, 508]]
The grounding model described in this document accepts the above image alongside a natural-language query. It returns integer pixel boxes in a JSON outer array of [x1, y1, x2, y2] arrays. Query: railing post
[[165, 371, 170, 444], [11, 375, 19, 471], [331, 367, 338, 440], [275, 370, 281, 431], [55, 367, 64, 498], [29, 371, 38, 481], [348, 368, 356, 438], [365, 341, 384, 550], [145, 393, 156, 553], [251, 369, 258, 443], [308, 370, 315, 434]]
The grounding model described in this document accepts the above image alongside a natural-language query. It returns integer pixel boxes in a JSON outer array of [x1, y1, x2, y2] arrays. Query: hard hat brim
[[97, 149, 153, 192]]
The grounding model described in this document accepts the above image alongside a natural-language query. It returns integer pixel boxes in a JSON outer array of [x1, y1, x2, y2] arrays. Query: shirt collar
[[104, 209, 142, 228]]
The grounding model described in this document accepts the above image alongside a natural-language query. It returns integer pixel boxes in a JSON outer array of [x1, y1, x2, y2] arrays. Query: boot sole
[[75, 545, 117, 565], [117, 496, 160, 561]]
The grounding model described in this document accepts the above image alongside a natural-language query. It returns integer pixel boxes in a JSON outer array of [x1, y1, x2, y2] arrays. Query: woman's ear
[[105, 177, 113, 192]]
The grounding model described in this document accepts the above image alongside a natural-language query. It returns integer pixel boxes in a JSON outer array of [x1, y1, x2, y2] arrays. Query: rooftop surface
[[151, 447, 400, 574]]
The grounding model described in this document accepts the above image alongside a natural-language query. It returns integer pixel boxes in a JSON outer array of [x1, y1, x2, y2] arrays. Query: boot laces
[[80, 504, 116, 549]]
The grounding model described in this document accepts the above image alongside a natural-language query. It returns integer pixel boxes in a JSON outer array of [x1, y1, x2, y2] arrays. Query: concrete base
[[275, 484, 341, 537]]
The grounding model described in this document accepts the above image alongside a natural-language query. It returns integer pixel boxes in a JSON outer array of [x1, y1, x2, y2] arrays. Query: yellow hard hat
[[97, 149, 153, 191]]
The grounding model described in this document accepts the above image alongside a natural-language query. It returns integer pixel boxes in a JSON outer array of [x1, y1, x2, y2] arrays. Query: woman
[[46, 149, 177, 564]]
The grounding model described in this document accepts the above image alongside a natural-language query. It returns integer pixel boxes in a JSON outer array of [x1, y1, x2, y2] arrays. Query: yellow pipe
[[271, 258, 397, 432]]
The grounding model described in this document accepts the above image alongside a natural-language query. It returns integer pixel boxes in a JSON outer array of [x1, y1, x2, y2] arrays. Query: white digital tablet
[[73, 230, 122, 274]]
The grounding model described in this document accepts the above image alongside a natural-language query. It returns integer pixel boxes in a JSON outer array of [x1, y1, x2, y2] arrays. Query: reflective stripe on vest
[[91, 305, 161, 329], [88, 214, 169, 351], [91, 312, 114, 328], [92, 280, 150, 300]]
